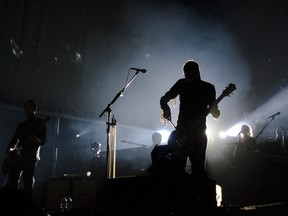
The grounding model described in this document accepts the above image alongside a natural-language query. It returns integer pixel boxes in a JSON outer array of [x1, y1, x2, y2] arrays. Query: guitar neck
[[215, 94, 226, 106], [206, 92, 228, 116]]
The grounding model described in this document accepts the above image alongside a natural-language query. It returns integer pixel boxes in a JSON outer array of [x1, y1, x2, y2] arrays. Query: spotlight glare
[[221, 122, 253, 138], [76, 134, 80, 138], [157, 129, 172, 144], [219, 131, 227, 138], [216, 184, 223, 207]]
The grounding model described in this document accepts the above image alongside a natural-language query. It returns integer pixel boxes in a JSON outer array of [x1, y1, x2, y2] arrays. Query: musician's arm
[[209, 86, 220, 119], [160, 96, 172, 120], [160, 81, 180, 120]]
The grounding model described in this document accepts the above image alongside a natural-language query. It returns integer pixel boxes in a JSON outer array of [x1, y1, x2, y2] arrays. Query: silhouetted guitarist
[[160, 60, 221, 177], [2, 100, 47, 197]]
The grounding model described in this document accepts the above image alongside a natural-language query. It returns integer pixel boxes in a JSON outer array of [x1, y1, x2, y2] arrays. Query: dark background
[[1, 0, 288, 132], [1, 0, 288, 206]]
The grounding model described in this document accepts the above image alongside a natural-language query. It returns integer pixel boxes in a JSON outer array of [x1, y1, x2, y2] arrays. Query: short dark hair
[[183, 60, 199, 73], [24, 100, 38, 111], [241, 124, 251, 134]]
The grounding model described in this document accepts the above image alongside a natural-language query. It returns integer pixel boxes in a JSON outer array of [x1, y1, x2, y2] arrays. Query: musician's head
[[24, 100, 38, 117], [183, 60, 200, 84], [241, 124, 251, 136], [152, 132, 162, 146]]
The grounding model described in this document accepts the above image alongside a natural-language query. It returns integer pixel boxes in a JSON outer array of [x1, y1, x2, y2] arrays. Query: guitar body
[[168, 128, 189, 158], [168, 125, 205, 159], [1, 116, 50, 175], [1, 149, 19, 174], [167, 83, 236, 159]]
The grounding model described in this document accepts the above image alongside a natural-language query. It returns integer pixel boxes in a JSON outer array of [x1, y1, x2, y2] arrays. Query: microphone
[[130, 67, 147, 73], [268, 112, 281, 118]]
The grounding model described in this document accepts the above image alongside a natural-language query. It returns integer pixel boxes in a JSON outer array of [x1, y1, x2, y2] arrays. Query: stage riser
[[105, 175, 217, 214]]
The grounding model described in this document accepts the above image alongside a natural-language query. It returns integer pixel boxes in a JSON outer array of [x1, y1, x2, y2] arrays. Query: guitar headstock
[[222, 83, 236, 97]]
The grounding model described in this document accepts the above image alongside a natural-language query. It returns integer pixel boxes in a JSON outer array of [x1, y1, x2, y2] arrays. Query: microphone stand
[[121, 140, 150, 148], [99, 70, 142, 179], [255, 116, 277, 141]]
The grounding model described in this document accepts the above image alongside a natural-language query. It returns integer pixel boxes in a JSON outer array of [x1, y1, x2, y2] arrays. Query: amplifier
[[45, 176, 105, 211]]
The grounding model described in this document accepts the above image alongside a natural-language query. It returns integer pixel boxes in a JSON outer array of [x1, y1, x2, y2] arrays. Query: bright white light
[[76, 134, 80, 138], [216, 184, 222, 207], [157, 129, 172, 144], [206, 128, 213, 138], [219, 131, 227, 138], [219, 122, 254, 138], [219, 122, 245, 138]]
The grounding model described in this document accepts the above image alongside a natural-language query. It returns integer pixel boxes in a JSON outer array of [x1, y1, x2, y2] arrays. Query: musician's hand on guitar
[[211, 108, 220, 119], [162, 108, 172, 121], [210, 104, 220, 119]]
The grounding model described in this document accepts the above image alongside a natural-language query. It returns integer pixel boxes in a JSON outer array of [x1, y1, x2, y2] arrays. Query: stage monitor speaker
[[45, 176, 105, 211], [105, 174, 217, 215]]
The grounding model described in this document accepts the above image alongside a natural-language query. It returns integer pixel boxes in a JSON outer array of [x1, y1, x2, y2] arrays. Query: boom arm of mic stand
[[99, 90, 123, 118], [99, 71, 140, 118], [254, 116, 276, 141]]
